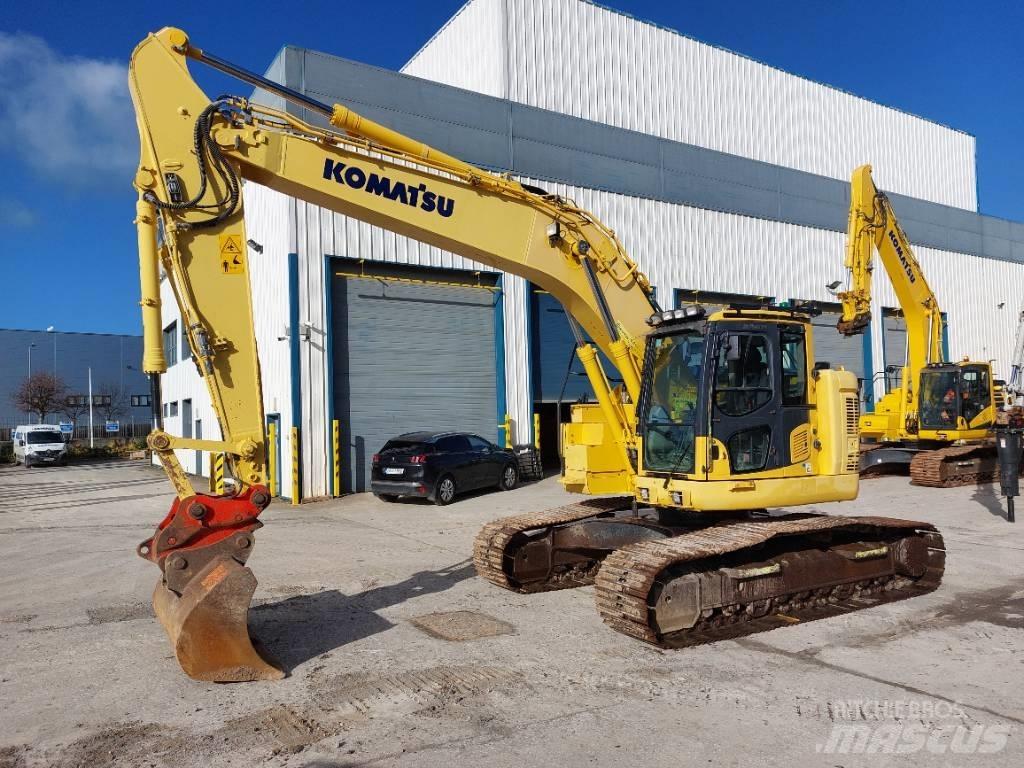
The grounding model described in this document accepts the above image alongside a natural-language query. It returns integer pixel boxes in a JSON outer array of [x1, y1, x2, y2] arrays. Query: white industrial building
[[156, 0, 1024, 501]]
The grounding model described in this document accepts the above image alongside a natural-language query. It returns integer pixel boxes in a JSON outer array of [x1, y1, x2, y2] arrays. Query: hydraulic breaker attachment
[[138, 485, 283, 682]]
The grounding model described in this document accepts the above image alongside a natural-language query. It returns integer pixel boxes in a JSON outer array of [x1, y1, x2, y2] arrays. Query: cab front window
[[641, 330, 703, 474]]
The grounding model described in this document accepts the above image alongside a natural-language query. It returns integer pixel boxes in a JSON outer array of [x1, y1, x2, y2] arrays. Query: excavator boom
[[131, 27, 655, 680]]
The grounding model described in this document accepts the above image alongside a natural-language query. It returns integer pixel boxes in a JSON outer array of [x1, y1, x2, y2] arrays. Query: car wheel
[[434, 475, 457, 506], [498, 463, 518, 491], [374, 493, 399, 503]]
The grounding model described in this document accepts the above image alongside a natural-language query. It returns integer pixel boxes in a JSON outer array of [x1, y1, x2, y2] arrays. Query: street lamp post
[[28, 342, 37, 376], [47, 326, 56, 374], [88, 367, 94, 449]]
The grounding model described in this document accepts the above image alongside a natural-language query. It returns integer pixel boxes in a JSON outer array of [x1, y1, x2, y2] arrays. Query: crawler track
[[595, 515, 945, 647], [472, 496, 633, 592], [909, 444, 998, 488]]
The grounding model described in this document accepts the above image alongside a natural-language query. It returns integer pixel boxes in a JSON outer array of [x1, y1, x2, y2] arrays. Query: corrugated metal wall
[[245, 183, 296, 496], [517, 175, 1024, 389], [264, 170, 1024, 498], [0, 329, 150, 427], [159, 181, 1024, 503], [288, 200, 531, 499], [402, 0, 507, 99], [403, 0, 977, 210]]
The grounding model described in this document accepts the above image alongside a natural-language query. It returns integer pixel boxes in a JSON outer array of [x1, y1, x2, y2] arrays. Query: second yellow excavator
[[129, 29, 945, 682], [837, 165, 998, 486]]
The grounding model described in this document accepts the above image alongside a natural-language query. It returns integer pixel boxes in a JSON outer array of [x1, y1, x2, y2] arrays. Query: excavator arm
[[837, 165, 944, 434], [838, 165, 944, 371], [1008, 306, 1024, 402], [129, 28, 656, 680]]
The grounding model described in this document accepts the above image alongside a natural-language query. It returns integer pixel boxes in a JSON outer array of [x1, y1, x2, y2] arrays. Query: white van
[[12, 425, 68, 467]]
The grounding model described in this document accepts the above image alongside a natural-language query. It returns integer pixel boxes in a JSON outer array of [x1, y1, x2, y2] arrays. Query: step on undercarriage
[[473, 502, 945, 647]]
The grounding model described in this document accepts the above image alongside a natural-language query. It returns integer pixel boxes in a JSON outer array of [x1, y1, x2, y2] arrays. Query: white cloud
[[0, 198, 37, 228], [0, 32, 137, 187]]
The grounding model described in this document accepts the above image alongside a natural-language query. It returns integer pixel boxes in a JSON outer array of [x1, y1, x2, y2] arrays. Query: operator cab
[[639, 304, 814, 480], [918, 362, 994, 431]]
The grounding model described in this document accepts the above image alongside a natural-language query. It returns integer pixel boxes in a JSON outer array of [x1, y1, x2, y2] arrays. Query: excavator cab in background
[[917, 363, 994, 431], [129, 29, 945, 682], [838, 165, 999, 486]]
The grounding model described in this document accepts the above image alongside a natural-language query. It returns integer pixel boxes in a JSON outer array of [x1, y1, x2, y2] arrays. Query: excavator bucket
[[152, 556, 284, 682]]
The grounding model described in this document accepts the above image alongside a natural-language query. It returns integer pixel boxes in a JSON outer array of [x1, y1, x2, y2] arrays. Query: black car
[[370, 431, 518, 505]]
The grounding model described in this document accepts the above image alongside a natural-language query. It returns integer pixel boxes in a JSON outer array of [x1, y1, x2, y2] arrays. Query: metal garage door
[[883, 314, 907, 392], [531, 289, 620, 402], [332, 273, 499, 492], [811, 311, 865, 380], [532, 290, 588, 402]]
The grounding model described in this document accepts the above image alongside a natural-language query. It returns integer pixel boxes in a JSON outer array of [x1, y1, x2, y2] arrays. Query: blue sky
[[1, 0, 1020, 334]]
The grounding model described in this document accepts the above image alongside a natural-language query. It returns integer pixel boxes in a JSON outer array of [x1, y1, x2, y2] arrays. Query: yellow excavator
[[130, 29, 945, 682], [837, 165, 998, 486]]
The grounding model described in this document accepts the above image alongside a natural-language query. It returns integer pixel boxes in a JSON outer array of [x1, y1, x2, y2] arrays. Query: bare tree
[[12, 373, 67, 423], [94, 381, 130, 422], [61, 394, 90, 426]]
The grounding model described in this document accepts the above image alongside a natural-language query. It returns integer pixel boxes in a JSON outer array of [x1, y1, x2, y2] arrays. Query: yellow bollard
[[500, 413, 513, 449], [291, 426, 300, 506], [211, 453, 225, 495], [533, 413, 541, 451], [267, 422, 278, 497], [332, 419, 341, 498]]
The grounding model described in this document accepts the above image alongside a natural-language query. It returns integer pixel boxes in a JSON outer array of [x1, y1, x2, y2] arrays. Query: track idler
[[138, 485, 283, 682]]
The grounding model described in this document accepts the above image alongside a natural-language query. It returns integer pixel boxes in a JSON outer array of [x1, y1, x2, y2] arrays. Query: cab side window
[[960, 367, 988, 424], [780, 327, 807, 406]]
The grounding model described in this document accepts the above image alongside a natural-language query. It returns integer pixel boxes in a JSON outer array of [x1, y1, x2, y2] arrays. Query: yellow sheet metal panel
[[815, 368, 861, 476]]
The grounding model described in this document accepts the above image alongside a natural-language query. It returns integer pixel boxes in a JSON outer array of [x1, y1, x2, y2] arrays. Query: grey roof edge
[[0, 328, 142, 338], [400, 0, 974, 140], [262, 47, 1023, 266]]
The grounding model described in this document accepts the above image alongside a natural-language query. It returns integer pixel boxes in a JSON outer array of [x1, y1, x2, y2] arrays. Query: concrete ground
[[0, 460, 1021, 768]]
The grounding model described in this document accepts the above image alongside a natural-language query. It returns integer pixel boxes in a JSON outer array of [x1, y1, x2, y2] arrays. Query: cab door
[[958, 363, 994, 430], [708, 323, 794, 476]]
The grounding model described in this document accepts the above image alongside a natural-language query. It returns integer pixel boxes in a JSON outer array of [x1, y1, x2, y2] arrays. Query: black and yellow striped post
[[211, 453, 226, 495], [533, 413, 541, 451], [332, 419, 341, 497], [267, 421, 278, 497], [291, 426, 300, 506]]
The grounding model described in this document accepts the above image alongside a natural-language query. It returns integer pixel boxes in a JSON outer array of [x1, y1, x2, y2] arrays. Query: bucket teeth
[[152, 556, 284, 682]]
